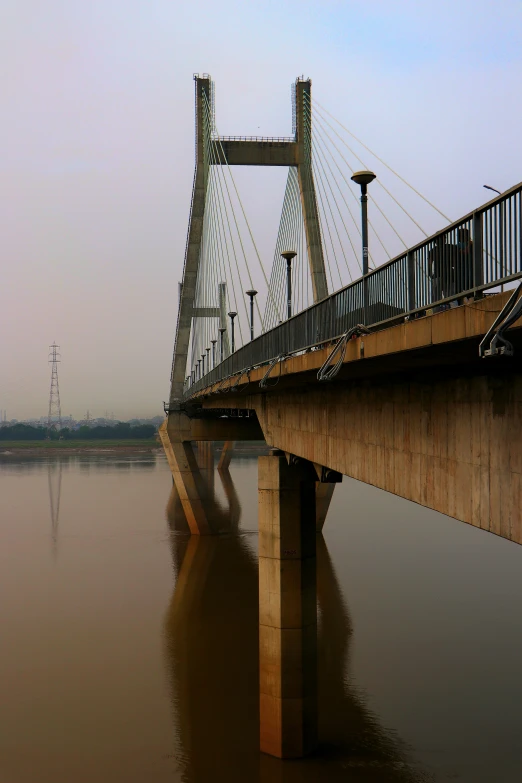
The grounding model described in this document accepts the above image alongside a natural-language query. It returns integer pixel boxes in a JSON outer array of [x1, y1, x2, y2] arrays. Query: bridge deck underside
[[181, 294, 522, 544]]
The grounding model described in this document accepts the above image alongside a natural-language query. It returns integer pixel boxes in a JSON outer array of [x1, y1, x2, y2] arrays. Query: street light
[[228, 311, 237, 353], [206, 347, 210, 372], [245, 289, 258, 340], [281, 251, 297, 319], [218, 327, 226, 362], [197, 360, 201, 380], [351, 171, 376, 276], [210, 339, 217, 368], [484, 185, 502, 196]]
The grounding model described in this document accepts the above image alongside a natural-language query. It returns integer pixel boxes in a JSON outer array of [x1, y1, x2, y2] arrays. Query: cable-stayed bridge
[[168, 75, 521, 404], [161, 74, 522, 759]]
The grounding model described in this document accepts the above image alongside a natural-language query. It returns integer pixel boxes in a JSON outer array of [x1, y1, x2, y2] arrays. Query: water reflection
[[166, 447, 241, 536], [164, 458, 428, 782], [0, 452, 158, 473], [47, 462, 62, 559]]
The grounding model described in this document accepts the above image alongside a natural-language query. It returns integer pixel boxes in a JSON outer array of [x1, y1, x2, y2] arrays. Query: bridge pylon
[[169, 74, 327, 404]]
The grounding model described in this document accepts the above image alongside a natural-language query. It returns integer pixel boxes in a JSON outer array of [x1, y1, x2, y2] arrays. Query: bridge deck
[[175, 293, 522, 546], [187, 292, 522, 401]]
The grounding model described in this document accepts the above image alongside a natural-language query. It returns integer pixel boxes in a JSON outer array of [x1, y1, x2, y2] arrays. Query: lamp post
[[197, 360, 201, 380], [201, 353, 206, 376], [483, 185, 502, 196], [351, 171, 376, 276], [206, 347, 210, 373], [351, 171, 376, 319], [218, 328, 226, 362], [186, 375, 190, 389], [281, 251, 297, 319], [210, 339, 217, 368], [191, 370, 195, 385], [228, 311, 237, 353], [245, 289, 258, 340]]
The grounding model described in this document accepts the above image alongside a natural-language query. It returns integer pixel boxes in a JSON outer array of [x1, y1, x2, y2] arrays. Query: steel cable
[[313, 97, 452, 223]]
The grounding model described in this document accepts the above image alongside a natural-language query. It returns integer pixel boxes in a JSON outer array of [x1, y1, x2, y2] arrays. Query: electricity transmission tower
[[47, 343, 62, 435]]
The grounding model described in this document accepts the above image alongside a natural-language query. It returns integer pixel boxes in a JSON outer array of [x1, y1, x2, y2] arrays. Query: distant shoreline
[[0, 439, 269, 458], [0, 440, 161, 457]]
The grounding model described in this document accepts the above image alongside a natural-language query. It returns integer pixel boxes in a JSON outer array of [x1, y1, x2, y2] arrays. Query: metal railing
[[184, 182, 522, 398]]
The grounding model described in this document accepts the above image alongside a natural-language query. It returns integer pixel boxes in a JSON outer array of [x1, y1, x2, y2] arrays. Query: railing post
[[407, 250, 415, 311], [473, 211, 484, 295]]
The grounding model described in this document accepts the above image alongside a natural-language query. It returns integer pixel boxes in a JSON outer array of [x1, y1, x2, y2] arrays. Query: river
[[1, 450, 521, 782]]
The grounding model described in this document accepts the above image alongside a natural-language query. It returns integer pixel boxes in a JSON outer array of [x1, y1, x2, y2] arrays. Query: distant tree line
[[0, 423, 157, 441]]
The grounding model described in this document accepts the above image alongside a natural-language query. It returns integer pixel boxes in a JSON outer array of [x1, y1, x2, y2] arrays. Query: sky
[[1, 0, 521, 420]]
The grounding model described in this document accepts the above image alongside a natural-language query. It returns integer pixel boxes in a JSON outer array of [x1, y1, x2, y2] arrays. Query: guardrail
[[184, 182, 522, 399]]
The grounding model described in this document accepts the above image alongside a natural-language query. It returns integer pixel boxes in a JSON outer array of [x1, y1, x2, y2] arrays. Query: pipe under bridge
[[163, 74, 522, 760]]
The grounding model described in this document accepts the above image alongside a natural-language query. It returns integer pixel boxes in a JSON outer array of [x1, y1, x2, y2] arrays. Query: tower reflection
[[48, 460, 62, 560], [164, 455, 425, 782]]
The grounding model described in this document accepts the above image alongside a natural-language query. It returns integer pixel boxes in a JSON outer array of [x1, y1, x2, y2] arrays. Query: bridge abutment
[[258, 451, 318, 758]]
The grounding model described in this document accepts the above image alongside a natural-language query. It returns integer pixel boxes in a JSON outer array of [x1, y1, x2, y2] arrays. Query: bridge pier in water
[[258, 451, 318, 758], [196, 440, 214, 492], [161, 413, 339, 758], [217, 440, 234, 471], [159, 413, 263, 535]]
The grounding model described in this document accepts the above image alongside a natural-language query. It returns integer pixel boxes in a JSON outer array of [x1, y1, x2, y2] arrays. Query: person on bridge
[[455, 227, 474, 293], [428, 234, 449, 305]]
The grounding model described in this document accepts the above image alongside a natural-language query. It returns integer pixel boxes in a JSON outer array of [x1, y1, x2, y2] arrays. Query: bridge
[[160, 75, 522, 759]]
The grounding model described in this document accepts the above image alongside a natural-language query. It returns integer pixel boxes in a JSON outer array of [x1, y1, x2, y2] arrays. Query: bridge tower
[[169, 75, 327, 404]]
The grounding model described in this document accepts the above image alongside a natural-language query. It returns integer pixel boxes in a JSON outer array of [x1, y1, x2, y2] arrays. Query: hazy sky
[[1, 0, 521, 420]]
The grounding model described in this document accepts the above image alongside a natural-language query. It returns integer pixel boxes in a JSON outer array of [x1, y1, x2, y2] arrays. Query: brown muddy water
[[1, 451, 521, 783]]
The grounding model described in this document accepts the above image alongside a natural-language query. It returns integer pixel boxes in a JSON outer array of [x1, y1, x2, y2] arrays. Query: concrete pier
[[258, 452, 318, 758], [217, 440, 234, 472], [196, 441, 214, 492], [315, 483, 335, 532]]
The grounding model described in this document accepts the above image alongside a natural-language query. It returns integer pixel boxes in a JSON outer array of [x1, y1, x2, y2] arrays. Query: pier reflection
[[164, 454, 426, 782]]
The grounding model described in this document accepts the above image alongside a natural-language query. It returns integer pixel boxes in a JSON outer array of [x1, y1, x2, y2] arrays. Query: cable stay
[[306, 96, 431, 239], [205, 93, 282, 326], [312, 97, 452, 223]]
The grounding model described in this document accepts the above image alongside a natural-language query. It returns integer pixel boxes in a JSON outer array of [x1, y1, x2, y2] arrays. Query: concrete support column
[[315, 482, 335, 532], [159, 421, 211, 535], [258, 452, 318, 758], [217, 440, 235, 472], [197, 441, 214, 492]]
